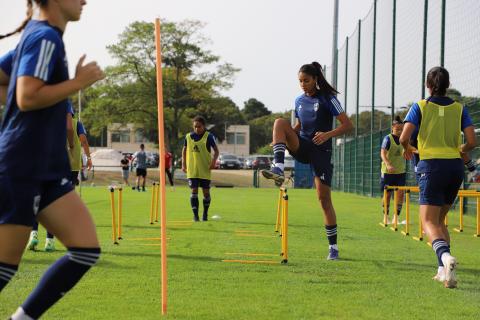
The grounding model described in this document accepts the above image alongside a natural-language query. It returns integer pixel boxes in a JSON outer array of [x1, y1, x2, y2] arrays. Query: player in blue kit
[[400, 66, 476, 288], [0, 1, 104, 319], [262, 62, 353, 260]]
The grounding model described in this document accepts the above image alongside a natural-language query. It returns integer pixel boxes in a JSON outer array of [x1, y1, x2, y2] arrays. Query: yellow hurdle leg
[[444, 214, 448, 228], [380, 188, 388, 227], [413, 210, 423, 241], [390, 189, 398, 232], [275, 189, 283, 233], [149, 182, 156, 224], [118, 188, 123, 240], [110, 187, 119, 245], [401, 190, 410, 236], [281, 192, 288, 264], [475, 197, 480, 237]]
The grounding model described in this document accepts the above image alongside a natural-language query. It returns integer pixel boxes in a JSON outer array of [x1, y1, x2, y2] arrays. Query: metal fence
[[329, 0, 480, 211]]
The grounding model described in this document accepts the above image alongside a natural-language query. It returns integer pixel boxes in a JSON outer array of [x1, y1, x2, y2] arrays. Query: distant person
[[132, 143, 147, 191], [182, 116, 219, 221], [165, 148, 174, 188], [261, 62, 353, 260], [400, 66, 476, 288], [380, 116, 407, 224], [0, 1, 103, 318], [121, 155, 130, 186]]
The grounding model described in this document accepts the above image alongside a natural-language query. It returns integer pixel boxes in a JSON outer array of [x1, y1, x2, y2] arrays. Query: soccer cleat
[[261, 167, 285, 187], [433, 269, 446, 282], [327, 247, 339, 260], [27, 231, 39, 251], [193, 215, 200, 222], [444, 255, 458, 288], [202, 214, 208, 222], [45, 238, 56, 252]]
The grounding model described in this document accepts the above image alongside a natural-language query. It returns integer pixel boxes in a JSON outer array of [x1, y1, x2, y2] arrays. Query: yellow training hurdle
[[223, 187, 289, 264], [109, 186, 123, 244]]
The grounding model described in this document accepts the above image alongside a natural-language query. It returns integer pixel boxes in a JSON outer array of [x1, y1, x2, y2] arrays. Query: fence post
[[421, 0, 429, 99], [440, 0, 446, 67], [370, 0, 377, 197], [391, 0, 397, 122], [355, 19, 362, 194]]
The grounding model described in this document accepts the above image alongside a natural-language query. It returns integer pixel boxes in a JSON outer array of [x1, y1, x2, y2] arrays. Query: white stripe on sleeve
[[39, 41, 56, 81], [331, 97, 344, 114], [33, 39, 47, 78]]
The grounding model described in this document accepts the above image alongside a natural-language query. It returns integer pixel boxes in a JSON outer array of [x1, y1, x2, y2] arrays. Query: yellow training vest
[[186, 132, 212, 180], [381, 134, 406, 174], [67, 118, 82, 171], [417, 99, 462, 160]]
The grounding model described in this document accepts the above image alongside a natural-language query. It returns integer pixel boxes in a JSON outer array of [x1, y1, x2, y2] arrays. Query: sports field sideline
[[1, 186, 479, 319]]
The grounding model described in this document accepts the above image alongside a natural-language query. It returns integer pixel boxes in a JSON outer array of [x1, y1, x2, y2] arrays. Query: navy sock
[[273, 143, 286, 166], [396, 204, 402, 215], [432, 239, 449, 267], [0, 261, 18, 292], [203, 196, 211, 218], [325, 224, 337, 246], [22, 247, 100, 319], [46, 232, 54, 239], [32, 221, 39, 232], [190, 194, 199, 217], [465, 159, 476, 172]]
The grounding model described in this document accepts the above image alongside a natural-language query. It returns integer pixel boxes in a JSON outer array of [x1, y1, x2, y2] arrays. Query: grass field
[[1, 186, 479, 319]]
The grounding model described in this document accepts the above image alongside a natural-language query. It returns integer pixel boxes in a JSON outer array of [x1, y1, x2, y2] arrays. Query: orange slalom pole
[[109, 187, 119, 245], [155, 18, 168, 315], [118, 188, 123, 240], [476, 197, 480, 237]]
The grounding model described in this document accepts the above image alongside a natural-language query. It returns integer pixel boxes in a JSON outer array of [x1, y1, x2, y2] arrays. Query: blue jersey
[[77, 120, 86, 136], [184, 132, 217, 153], [0, 49, 14, 75], [0, 20, 70, 180], [295, 93, 343, 151]]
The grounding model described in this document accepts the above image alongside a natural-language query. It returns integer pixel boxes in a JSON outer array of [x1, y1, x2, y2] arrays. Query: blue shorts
[[418, 171, 463, 206], [188, 178, 211, 189], [288, 135, 333, 186], [380, 173, 406, 192], [0, 176, 73, 227]]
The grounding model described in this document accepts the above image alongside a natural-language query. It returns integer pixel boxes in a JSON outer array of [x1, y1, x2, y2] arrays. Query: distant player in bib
[[261, 62, 353, 260], [0, 0, 104, 318], [400, 66, 476, 288], [380, 116, 407, 224], [182, 116, 219, 222]]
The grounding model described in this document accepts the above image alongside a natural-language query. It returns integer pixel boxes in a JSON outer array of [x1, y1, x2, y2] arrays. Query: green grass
[[1, 187, 479, 319]]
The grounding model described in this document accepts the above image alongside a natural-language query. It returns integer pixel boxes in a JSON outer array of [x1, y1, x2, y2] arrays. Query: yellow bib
[[381, 134, 406, 174], [186, 132, 212, 180], [417, 99, 462, 160]]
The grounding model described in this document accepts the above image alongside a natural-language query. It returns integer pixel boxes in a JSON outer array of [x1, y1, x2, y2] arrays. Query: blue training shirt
[[77, 120, 86, 136], [295, 93, 343, 151], [0, 20, 71, 180], [0, 50, 14, 76], [183, 131, 217, 153]]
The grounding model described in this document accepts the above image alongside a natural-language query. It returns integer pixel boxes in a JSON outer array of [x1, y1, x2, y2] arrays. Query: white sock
[[329, 244, 338, 250], [274, 163, 284, 171], [441, 252, 452, 266], [11, 307, 34, 320], [437, 266, 444, 274]]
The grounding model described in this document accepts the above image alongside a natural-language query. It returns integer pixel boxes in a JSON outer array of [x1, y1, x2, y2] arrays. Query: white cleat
[[443, 256, 458, 288], [433, 271, 446, 282]]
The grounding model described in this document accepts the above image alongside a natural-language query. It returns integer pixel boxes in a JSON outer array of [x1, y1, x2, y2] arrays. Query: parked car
[[218, 154, 241, 169], [145, 152, 159, 168], [250, 155, 271, 170], [237, 156, 246, 169]]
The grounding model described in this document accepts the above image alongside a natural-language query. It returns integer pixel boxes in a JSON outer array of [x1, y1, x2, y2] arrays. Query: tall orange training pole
[[155, 18, 168, 315]]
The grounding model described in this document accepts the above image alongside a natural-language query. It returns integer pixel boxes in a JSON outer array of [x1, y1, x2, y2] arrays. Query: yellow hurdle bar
[[109, 187, 119, 245], [149, 183, 156, 224], [281, 190, 288, 264], [117, 188, 123, 240], [401, 190, 410, 236]]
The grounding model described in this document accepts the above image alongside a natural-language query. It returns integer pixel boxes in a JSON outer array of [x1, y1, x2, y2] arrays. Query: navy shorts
[[380, 173, 406, 192], [188, 178, 211, 189], [418, 170, 463, 206], [0, 176, 73, 227], [70, 171, 79, 186], [136, 168, 147, 177], [288, 135, 333, 187]]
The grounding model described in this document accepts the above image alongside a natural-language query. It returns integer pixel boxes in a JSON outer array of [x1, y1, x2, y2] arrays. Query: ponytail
[[299, 62, 338, 96], [426, 66, 449, 97], [0, 0, 39, 40]]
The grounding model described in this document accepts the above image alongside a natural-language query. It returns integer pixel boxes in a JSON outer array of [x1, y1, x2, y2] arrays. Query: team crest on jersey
[[193, 145, 200, 152], [298, 105, 302, 111], [313, 102, 319, 112], [64, 56, 68, 69]]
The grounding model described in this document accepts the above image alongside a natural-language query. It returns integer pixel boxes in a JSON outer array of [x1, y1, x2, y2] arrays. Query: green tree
[[249, 112, 290, 153], [242, 98, 271, 121]]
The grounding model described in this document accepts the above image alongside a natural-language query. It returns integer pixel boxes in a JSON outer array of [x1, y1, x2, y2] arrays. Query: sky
[[0, 0, 374, 113]]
